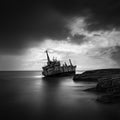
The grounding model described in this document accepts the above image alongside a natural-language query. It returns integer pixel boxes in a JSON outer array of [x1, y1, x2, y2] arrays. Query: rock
[[96, 95, 113, 103], [73, 74, 98, 81], [75, 69, 120, 103], [95, 74, 120, 103], [73, 68, 120, 81], [96, 75, 120, 94], [97, 94, 120, 104], [84, 87, 97, 92]]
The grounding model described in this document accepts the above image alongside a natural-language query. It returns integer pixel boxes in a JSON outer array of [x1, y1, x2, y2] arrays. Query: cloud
[[1, 0, 120, 55], [68, 17, 120, 56], [0, 2, 68, 54], [1, 1, 120, 70], [64, 17, 120, 67], [26, 38, 118, 70], [0, 37, 118, 70], [54, 0, 120, 26]]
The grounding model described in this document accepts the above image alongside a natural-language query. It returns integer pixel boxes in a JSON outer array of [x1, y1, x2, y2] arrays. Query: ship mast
[[69, 59, 73, 66], [45, 50, 51, 63]]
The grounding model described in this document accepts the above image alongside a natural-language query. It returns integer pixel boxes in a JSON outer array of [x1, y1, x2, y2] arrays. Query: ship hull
[[43, 71, 75, 77]]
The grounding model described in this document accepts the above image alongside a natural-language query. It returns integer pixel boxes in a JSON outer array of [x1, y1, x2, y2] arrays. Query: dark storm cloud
[[0, 1, 68, 54], [51, 0, 120, 30], [0, 0, 120, 54]]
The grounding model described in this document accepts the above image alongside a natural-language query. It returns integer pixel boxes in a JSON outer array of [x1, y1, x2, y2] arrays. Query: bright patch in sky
[[0, 17, 120, 70], [22, 37, 118, 70]]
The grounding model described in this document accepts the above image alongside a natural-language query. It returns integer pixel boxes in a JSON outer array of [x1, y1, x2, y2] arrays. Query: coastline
[[73, 68, 120, 104]]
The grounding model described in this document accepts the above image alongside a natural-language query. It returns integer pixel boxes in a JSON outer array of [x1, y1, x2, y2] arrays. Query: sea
[[0, 71, 120, 120]]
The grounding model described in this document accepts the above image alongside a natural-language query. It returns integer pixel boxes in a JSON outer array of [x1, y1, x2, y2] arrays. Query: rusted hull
[[43, 71, 75, 77]]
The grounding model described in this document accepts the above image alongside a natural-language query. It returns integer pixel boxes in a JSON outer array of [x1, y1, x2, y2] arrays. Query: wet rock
[[96, 75, 120, 93], [96, 74, 120, 103], [97, 94, 120, 104], [75, 69, 120, 103], [73, 74, 98, 81]]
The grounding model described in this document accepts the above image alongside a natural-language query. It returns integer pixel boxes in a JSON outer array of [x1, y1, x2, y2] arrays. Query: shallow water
[[0, 71, 120, 120]]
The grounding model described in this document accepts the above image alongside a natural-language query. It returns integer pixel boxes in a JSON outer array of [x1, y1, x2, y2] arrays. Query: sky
[[0, 0, 120, 70]]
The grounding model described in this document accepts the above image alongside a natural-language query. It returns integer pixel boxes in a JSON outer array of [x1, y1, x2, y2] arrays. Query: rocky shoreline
[[74, 69, 120, 103]]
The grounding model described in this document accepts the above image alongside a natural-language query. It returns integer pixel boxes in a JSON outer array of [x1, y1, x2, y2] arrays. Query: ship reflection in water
[[0, 71, 120, 120]]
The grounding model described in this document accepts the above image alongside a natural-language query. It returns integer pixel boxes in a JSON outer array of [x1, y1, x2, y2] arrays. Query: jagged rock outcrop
[[96, 75, 120, 103], [73, 69, 120, 81], [96, 94, 120, 103], [74, 69, 120, 103], [73, 74, 98, 81], [96, 75, 120, 93]]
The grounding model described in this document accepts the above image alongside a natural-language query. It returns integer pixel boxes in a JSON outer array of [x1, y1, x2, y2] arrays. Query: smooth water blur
[[0, 71, 120, 120]]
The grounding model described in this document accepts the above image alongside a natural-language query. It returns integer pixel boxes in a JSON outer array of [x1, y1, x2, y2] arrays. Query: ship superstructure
[[42, 50, 76, 77]]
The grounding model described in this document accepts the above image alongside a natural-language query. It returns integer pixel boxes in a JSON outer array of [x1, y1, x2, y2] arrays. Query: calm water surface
[[0, 71, 120, 120]]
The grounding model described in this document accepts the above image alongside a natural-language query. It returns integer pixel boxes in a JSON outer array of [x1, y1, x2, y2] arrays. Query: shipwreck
[[42, 50, 76, 77]]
